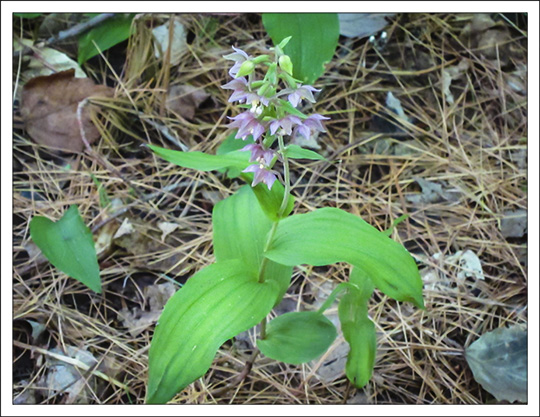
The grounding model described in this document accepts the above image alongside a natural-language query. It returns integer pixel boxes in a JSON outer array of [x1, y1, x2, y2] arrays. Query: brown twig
[[210, 349, 260, 397], [14, 13, 116, 58]]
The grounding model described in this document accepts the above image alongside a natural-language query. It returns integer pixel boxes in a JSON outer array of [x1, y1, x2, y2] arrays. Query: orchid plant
[[145, 38, 424, 404]]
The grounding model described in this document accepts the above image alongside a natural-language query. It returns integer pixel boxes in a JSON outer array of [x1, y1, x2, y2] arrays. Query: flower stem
[[277, 134, 291, 217], [257, 221, 278, 283]]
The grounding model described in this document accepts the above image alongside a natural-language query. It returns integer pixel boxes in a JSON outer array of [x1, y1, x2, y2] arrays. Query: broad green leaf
[[78, 13, 134, 64], [148, 144, 249, 172], [29, 205, 101, 293], [339, 268, 376, 388], [147, 260, 280, 404], [257, 311, 337, 365], [265, 207, 424, 308], [285, 144, 326, 161], [149, 143, 294, 220], [465, 325, 527, 403], [213, 186, 292, 301], [14, 13, 42, 19], [262, 13, 339, 85]]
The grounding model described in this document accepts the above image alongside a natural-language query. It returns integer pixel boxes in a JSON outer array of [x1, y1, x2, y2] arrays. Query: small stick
[[14, 13, 116, 58], [13, 340, 132, 393], [210, 349, 260, 397], [77, 99, 145, 200]]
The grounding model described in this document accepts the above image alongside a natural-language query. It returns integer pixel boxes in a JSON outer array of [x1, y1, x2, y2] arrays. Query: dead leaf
[[442, 59, 470, 105], [166, 84, 210, 121], [113, 217, 188, 275], [466, 325, 527, 403], [16, 39, 87, 79], [20, 69, 113, 152], [94, 198, 123, 255], [113, 218, 135, 239], [406, 177, 463, 205], [119, 282, 176, 336], [152, 18, 187, 66], [39, 346, 98, 404], [13, 380, 37, 405], [157, 221, 179, 242], [338, 14, 395, 39], [500, 209, 527, 238]]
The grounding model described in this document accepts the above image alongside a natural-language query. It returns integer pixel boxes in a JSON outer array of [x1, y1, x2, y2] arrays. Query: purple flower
[[221, 77, 270, 106], [287, 85, 320, 107], [269, 115, 302, 136], [227, 111, 266, 141], [242, 164, 278, 190], [223, 46, 250, 78], [293, 114, 330, 139], [240, 144, 275, 165]]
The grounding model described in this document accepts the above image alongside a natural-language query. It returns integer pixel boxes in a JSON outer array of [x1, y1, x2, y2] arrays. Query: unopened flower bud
[[252, 54, 270, 64], [236, 60, 255, 78], [257, 82, 271, 98], [277, 36, 292, 50], [278, 55, 294, 75]]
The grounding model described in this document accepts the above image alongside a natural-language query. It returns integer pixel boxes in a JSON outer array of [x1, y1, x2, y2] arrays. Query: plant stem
[[257, 221, 278, 283], [277, 134, 291, 217]]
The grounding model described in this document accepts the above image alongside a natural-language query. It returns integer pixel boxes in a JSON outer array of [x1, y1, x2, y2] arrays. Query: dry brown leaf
[[20, 69, 113, 152], [119, 282, 176, 336], [113, 217, 188, 275], [166, 84, 210, 121]]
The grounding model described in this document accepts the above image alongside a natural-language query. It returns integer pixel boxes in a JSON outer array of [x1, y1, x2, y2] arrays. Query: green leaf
[[147, 260, 280, 404], [148, 144, 249, 172], [78, 13, 134, 64], [213, 186, 292, 301], [149, 144, 294, 220], [264, 207, 424, 308], [257, 311, 337, 364], [29, 205, 101, 293], [14, 13, 42, 19], [465, 325, 527, 403], [285, 144, 326, 161], [339, 268, 376, 388], [262, 13, 339, 85]]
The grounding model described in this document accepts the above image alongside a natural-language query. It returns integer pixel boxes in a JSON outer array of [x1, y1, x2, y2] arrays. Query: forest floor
[[12, 13, 528, 405]]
